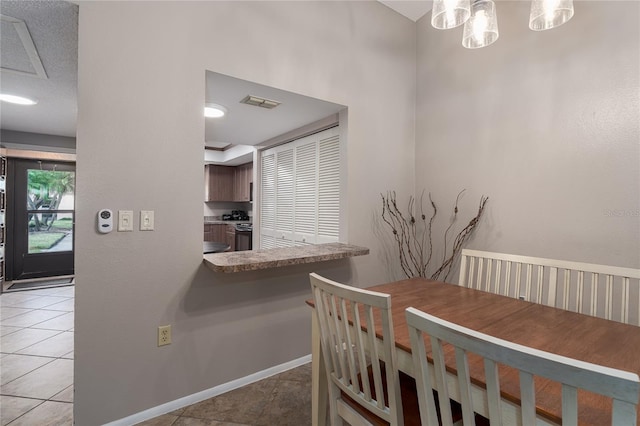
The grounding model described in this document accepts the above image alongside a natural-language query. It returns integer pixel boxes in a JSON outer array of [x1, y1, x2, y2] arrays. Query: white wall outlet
[[158, 325, 171, 346], [117, 210, 134, 232], [140, 210, 154, 231]]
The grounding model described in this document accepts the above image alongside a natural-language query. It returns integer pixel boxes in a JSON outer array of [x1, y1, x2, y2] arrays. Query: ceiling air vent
[[240, 95, 281, 109]]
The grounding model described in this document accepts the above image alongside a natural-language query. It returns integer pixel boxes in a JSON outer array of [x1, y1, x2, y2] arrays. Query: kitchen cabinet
[[225, 224, 236, 251], [205, 165, 234, 202], [204, 224, 226, 242], [233, 162, 253, 202], [205, 162, 253, 202]]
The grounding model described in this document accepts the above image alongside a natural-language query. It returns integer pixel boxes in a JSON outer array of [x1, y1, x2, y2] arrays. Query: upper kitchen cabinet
[[234, 162, 253, 202], [205, 165, 234, 201], [205, 162, 253, 202]]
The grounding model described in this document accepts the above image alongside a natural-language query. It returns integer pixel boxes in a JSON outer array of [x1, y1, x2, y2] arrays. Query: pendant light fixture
[[431, 0, 471, 29], [529, 0, 574, 31], [462, 0, 499, 49], [430, 0, 575, 49]]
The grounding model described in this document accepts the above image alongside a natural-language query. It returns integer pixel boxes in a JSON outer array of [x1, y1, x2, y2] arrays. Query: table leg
[[311, 311, 327, 426]]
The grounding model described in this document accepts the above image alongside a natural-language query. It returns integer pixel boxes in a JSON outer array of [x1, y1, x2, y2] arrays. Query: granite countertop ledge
[[203, 242, 369, 273]]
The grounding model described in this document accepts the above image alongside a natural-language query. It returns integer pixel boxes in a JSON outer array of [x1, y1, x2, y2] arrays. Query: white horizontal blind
[[318, 133, 340, 243], [294, 141, 317, 244], [259, 127, 340, 248], [276, 149, 294, 237]]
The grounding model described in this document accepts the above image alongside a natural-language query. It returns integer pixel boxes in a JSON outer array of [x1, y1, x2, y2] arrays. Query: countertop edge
[[203, 243, 369, 273]]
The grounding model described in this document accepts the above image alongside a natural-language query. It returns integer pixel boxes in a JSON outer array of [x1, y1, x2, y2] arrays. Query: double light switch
[[117, 210, 155, 231]]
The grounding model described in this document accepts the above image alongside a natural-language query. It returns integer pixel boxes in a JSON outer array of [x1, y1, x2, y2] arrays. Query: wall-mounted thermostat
[[98, 209, 113, 233]]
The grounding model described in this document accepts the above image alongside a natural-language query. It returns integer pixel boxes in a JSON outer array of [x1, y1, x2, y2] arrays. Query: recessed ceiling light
[[204, 103, 227, 118], [0, 94, 38, 105]]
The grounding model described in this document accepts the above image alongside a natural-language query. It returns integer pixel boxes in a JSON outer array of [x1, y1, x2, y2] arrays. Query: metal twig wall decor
[[381, 190, 489, 282]]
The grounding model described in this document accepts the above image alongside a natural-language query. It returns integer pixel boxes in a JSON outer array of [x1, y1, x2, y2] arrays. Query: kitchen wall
[[75, 1, 415, 424], [415, 1, 640, 275], [204, 202, 252, 219]]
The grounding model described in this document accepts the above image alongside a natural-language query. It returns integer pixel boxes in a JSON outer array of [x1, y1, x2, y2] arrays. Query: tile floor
[[1, 285, 313, 426], [1, 285, 75, 426], [138, 363, 313, 426]]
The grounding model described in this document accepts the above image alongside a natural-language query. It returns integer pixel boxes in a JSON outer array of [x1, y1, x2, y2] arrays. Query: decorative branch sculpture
[[381, 190, 488, 282]]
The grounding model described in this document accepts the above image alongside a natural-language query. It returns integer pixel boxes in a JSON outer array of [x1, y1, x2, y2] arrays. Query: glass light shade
[[529, 0, 574, 31], [462, 0, 499, 49], [431, 0, 471, 29]]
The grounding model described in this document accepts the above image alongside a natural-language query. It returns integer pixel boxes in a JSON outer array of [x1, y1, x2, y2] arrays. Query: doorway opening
[[4, 158, 75, 291]]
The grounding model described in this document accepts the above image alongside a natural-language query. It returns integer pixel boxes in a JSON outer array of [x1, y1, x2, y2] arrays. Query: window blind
[[259, 126, 340, 248]]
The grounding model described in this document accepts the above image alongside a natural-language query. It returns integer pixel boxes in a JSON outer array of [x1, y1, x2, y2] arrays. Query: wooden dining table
[[308, 278, 640, 425]]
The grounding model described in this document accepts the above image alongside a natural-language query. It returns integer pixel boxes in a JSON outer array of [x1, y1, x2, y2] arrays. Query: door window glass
[[27, 170, 75, 254]]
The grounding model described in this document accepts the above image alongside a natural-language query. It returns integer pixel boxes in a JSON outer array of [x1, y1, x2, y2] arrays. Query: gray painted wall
[[415, 1, 640, 274], [75, 1, 415, 424]]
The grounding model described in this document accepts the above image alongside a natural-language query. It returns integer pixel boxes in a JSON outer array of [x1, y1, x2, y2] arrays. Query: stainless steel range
[[235, 223, 252, 251]]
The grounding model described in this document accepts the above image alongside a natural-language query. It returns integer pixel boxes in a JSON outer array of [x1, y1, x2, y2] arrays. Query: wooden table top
[[309, 277, 640, 425]]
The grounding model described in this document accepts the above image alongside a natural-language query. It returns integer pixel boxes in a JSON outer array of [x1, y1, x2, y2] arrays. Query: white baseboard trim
[[105, 354, 312, 426]]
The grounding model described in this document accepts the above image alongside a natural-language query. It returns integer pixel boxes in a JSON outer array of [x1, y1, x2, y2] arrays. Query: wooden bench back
[[459, 249, 640, 325]]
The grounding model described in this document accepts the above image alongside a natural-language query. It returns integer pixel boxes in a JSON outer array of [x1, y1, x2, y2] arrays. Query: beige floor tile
[[7, 400, 72, 426], [42, 298, 74, 312], [51, 385, 73, 403], [1, 358, 73, 399], [182, 379, 278, 424], [0, 354, 55, 385], [30, 312, 74, 331], [173, 418, 250, 426], [255, 379, 311, 426], [1, 310, 66, 328], [61, 350, 73, 360], [6, 296, 69, 310], [0, 293, 42, 307], [49, 287, 74, 297], [0, 307, 33, 321], [0, 325, 22, 337], [16, 331, 73, 358], [135, 414, 180, 426], [0, 395, 43, 426], [0, 328, 61, 353]]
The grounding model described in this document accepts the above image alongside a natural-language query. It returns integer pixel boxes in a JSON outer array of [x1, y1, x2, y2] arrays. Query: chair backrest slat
[[484, 358, 502, 424], [459, 249, 640, 325], [310, 273, 404, 425], [408, 323, 440, 426], [350, 301, 372, 401], [561, 384, 578, 426], [519, 371, 536, 426], [406, 307, 640, 426], [454, 347, 475, 425], [430, 335, 455, 426]]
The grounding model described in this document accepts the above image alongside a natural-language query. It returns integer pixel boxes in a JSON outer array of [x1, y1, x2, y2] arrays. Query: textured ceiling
[[0, 1, 78, 138]]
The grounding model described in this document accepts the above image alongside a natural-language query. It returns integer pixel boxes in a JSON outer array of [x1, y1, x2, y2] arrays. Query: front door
[[6, 159, 75, 280]]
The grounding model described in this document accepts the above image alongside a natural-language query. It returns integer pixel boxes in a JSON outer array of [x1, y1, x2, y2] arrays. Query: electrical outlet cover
[[158, 325, 171, 346]]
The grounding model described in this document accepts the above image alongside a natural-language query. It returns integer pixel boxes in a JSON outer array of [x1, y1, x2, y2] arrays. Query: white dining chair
[[459, 249, 640, 325], [310, 273, 414, 426], [405, 307, 640, 426]]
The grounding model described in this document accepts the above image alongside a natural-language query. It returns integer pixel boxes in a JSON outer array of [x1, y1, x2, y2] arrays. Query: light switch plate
[[117, 210, 134, 232], [140, 210, 154, 231]]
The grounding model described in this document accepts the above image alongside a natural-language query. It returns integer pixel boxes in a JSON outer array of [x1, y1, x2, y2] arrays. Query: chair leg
[[327, 382, 344, 426]]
